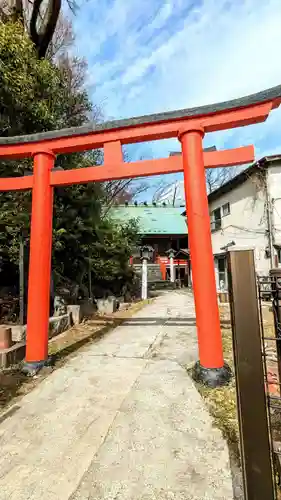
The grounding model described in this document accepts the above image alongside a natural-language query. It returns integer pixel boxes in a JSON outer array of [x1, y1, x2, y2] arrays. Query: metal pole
[[24, 150, 55, 372], [265, 170, 275, 269], [179, 126, 230, 386], [269, 268, 281, 386], [19, 235, 24, 326]]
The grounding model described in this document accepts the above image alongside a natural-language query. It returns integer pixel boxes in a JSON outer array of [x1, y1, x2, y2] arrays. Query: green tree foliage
[[90, 217, 140, 297], [0, 22, 78, 140], [53, 194, 140, 298], [2, 0, 63, 59], [0, 21, 139, 300]]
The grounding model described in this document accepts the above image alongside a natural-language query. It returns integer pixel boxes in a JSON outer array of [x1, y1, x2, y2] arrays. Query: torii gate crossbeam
[[1, 84, 280, 386]]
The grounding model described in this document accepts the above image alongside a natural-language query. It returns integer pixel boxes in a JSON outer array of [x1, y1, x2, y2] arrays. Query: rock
[[67, 305, 82, 325], [0, 341, 25, 369], [49, 313, 72, 339], [54, 295, 67, 316], [79, 299, 97, 317], [96, 296, 117, 315], [11, 325, 26, 342]]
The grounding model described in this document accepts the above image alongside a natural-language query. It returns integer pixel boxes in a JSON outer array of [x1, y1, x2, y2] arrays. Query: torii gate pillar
[[180, 127, 231, 386], [24, 151, 55, 373]]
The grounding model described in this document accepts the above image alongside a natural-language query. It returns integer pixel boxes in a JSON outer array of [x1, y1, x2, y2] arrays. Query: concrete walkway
[[0, 291, 234, 500]]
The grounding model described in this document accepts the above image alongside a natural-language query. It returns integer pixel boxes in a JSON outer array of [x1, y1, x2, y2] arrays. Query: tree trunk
[[30, 0, 61, 58]]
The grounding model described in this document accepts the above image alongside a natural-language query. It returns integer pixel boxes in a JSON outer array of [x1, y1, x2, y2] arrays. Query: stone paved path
[[0, 291, 234, 500]]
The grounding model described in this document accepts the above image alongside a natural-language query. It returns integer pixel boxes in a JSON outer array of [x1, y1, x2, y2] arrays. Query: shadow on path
[[0, 314, 231, 411]]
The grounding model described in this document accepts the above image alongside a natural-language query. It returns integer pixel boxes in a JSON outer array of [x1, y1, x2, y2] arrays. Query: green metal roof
[[109, 205, 187, 235]]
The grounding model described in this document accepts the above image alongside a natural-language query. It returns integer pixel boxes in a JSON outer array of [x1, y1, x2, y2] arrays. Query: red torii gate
[[0, 85, 280, 386]]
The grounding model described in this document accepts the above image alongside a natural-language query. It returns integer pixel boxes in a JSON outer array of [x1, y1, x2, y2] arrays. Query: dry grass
[[197, 303, 281, 497], [197, 303, 276, 449], [197, 316, 240, 456]]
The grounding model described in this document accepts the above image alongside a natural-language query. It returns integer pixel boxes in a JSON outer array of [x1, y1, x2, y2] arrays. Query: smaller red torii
[[0, 84, 280, 386]]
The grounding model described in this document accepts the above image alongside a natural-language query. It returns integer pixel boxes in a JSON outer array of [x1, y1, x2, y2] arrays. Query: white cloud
[[73, 0, 281, 159]]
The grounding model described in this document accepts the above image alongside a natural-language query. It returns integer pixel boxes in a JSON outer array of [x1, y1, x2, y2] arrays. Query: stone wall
[[10, 312, 73, 343]]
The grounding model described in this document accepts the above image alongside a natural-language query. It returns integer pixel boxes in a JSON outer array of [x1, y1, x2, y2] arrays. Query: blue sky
[[71, 0, 281, 200]]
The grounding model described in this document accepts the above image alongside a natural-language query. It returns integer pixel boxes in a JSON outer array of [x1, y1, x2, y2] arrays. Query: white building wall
[[209, 173, 270, 277], [214, 258, 219, 289]]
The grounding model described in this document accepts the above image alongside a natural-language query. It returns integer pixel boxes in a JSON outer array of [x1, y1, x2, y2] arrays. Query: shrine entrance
[[1, 85, 280, 386]]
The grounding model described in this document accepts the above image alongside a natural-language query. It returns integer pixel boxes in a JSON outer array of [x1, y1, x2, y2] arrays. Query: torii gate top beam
[[0, 84, 280, 158]]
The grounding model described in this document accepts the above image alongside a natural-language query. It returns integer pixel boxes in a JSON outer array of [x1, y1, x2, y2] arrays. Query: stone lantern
[[166, 248, 176, 283]]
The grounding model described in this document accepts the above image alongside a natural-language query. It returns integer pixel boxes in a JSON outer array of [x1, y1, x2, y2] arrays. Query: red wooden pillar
[[24, 150, 55, 371], [160, 261, 166, 280], [179, 127, 231, 386]]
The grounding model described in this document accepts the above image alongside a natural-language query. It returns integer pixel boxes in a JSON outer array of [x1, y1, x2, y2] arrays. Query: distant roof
[[109, 205, 187, 235], [175, 248, 190, 257]]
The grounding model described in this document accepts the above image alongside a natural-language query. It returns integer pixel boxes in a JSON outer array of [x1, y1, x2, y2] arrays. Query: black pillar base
[[21, 358, 53, 377], [192, 360, 232, 388]]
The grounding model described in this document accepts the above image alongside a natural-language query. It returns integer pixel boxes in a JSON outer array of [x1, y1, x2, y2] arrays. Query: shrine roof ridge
[[0, 85, 281, 146]]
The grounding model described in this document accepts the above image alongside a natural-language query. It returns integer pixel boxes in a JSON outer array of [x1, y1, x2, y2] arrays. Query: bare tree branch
[[47, 14, 74, 58], [152, 166, 240, 205], [205, 166, 239, 193]]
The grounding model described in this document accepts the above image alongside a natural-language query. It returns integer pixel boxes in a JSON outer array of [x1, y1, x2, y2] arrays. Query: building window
[[217, 256, 227, 291], [211, 207, 221, 231], [222, 202, 230, 217]]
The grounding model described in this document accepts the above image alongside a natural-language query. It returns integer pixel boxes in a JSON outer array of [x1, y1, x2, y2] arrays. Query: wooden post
[[159, 261, 166, 281], [227, 249, 275, 500]]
